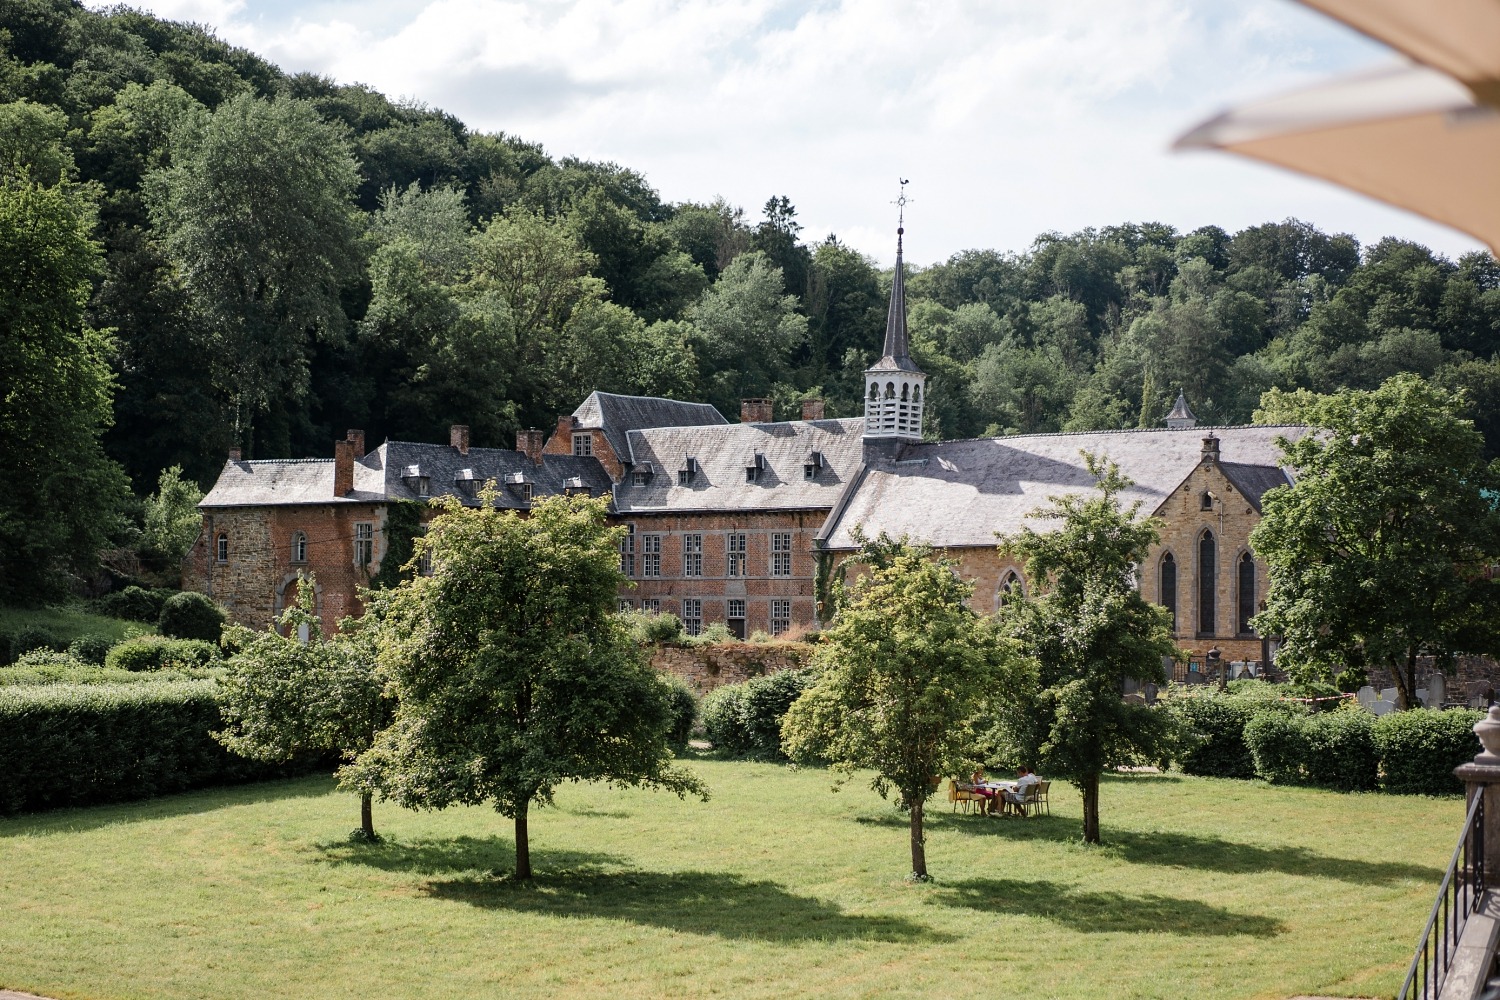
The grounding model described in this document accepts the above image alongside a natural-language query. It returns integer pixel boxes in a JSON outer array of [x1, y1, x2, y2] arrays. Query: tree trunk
[[514, 804, 532, 880], [1081, 772, 1100, 844], [360, 792, 375, 840], [909, 799, 927, 879]]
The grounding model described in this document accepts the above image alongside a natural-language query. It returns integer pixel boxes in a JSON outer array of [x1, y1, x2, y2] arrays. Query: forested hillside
[[4, 0, 1499, 597]]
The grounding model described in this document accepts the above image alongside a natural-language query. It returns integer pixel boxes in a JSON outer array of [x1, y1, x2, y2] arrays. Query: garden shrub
[[1169, 696, 1258, 779], [618, 611, 683, 645], [11, 626, 64, 662], [702, 669, 814, 760], [0, 661, 204, 686], [0, 681, 324, 814], [105, 636, 219, 672], [1244, 711, 1308, 784], [94, 585, 172, 624], [12, 649, 82, 670], [1301, 709, 1378, 792], [68, 634, 113, 665], [1375, 708, 1484, 795], [659, 673, 699, 750], [158, 592, 226, 642]]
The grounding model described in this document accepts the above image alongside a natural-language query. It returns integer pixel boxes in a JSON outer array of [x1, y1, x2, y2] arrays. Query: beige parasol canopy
[[1296, 0, 1500, 106], [1175, 38, 1500, 253]]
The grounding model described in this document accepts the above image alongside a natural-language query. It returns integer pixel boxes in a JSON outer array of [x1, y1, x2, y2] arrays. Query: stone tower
[[863, 214, 926, 459]]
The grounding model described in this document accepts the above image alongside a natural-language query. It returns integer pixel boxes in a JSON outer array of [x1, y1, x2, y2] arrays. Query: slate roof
[[200, 441, 613, 510], [818, 425, 1306, 550], [615, 418, 866, 513], [870, 229, 921, 373], [571, 391, 727, 464]]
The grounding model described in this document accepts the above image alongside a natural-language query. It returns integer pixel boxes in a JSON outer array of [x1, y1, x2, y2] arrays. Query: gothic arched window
[[1198, 530, 1216, 636], [1237, 552, 1256, 635], [1159, 552, 1177, 631]]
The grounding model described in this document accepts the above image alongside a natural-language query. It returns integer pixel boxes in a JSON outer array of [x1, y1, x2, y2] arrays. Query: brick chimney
[[800, 398, 826, 421], [334, 438, 354, 496], [741, 398, 773, 424], [345, 429, 365, 460], [517, 428, 545, 465], [450, 424, 470, 456], [1201, 434, 1220, 465], [228, 446, 242, 462]]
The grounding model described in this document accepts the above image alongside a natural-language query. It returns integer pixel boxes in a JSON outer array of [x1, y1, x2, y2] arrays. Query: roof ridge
[[239, 458, 333, 465], [910, 424, 1308, 447]]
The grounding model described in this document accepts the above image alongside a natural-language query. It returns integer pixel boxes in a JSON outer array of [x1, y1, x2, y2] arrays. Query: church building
[[187, 220, 1303, 671]]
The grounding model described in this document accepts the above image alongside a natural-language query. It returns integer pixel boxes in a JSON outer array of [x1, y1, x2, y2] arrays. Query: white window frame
[[771, 532, 792, 577], [682, 598, 703, 636], [727, 533, 746, 577], [354, 522, 374, 567], [771, 599, 791, 636], [642, 598, 661, 613], [215, 533, 228, 564], [683, 533, 703, 577], [620, 523, 636, 577], [291, 531, 307, 564], [573, 433, 593, 457], [642, 534, 662, 578], [728, 599, 746, 620]]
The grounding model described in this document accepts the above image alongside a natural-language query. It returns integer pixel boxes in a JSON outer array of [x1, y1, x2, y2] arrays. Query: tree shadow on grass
[[0, 774, 338, 837], [323, 835, 949, 944], [935, 878, 1285, 936], [922, 813, 1442, 885]]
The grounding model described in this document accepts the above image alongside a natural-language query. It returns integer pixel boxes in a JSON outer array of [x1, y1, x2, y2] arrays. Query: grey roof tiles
[[572, 391, 727, 463], [818, 425, 1305, 550]]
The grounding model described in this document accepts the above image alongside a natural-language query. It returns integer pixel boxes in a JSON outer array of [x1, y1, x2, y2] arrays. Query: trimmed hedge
[[105, 636, 219, 672], [94, 586, 174, 624], [1170, 697, 1259, 779], [1374, 708, 1483, 795], [702, 669, 813, 760], [158, 592, 226, 642], [0, 681, 323, 814], [659, 673, 699, 750], [68, 634, 113, 665], [1302, 711, 1379, 792]]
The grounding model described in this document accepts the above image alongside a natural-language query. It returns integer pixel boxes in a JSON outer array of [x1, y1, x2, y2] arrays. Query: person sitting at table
[[1001, 766, 1041, 816], [968, 768, 1001, 814]]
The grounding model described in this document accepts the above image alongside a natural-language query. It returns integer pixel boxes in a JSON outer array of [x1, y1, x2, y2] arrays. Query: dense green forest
[[4, 0, 1500, 597]]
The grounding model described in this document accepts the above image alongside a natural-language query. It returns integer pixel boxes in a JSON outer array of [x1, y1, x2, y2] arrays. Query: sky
[[92, 0, 1487, 267]]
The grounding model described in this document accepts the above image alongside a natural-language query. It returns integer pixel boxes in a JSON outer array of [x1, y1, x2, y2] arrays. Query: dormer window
[[573, 433, 593, 457], [678, 456, 698, 486], [564, 476, 588, 497], [744, 452, 766, 483], [453, 468, 476, 494], [803, 450, 824, 480], [503, 471, 532, 504], [632, 463, 654, 487], [520, 483, 533, 504], [402, 464, 430, 497]]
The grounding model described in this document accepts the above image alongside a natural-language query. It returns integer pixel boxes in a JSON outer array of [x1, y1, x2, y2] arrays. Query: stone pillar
[[1455, 707, 1500, 877]]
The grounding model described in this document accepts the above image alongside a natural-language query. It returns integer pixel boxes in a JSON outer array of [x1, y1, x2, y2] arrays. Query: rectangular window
[[642, 598, 661, 613], [618, 599, 634, 612], [620, 524, 636, 577], [642, 534, 661, 578], [354, 523, 374, 566], [573, 433, 592, 457], [683, 533, 703, 577], [771, 599, 791, 636], [727, 598, 746, 640], [632, 469, 649, 486], [678, 469, 692, 486], [520, 483, 533, 505], [682, 598, 702, 636], [418, 547, 433, 576], [771, 532, 792, 577], [727, 533, 746, 577]]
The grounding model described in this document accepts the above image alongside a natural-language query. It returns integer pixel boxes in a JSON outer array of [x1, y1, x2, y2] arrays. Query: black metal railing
[[1399, 791, 1487, 1000]]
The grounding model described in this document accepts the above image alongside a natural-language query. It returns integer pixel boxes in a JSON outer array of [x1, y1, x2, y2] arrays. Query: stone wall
[[650, 641, 814, 693]]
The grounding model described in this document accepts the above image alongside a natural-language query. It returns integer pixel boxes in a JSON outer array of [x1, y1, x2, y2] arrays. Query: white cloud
[[93, 0, 1486, 264]]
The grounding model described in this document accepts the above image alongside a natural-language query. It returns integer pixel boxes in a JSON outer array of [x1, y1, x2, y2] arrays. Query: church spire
[[863, 181, 926, 447]]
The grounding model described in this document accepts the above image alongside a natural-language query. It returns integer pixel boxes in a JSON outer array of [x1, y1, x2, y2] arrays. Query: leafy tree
[[145, 92, 362, 456], [996, 455, 1177, 843], [0, 141, 129, 602], [782, 534, 1022, 879], [141, 464, 203, 576], [346, 492, 707, 879], [688, 251, 808, 414], [1250, 376, 1500, 706], [217, 578, 391, 839]]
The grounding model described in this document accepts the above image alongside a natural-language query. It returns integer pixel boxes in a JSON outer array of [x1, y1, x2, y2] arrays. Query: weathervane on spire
[[893, 178, 910, 232]]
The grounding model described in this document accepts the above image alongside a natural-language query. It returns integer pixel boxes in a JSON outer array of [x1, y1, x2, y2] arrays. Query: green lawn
[[0, 762, 1461, 1000], [0, 604, 151, 645]]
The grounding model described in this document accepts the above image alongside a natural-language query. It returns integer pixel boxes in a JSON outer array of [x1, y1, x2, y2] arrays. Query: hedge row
[[1173, 693, 1481, 795], [0, 681, 325, 815], [702, 669, 814, 760]]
